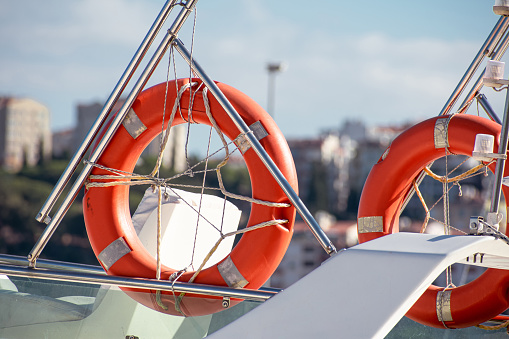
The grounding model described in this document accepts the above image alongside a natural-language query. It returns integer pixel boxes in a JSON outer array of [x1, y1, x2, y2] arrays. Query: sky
[[0, 0, 507, 141]]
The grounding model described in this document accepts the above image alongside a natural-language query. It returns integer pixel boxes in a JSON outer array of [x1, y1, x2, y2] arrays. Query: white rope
[[436, 115, 456, 326], [156, 186, 163, 280], [151, 82, 198, 177], [190, 126, 214, 270], [442, 114, 455, 236]]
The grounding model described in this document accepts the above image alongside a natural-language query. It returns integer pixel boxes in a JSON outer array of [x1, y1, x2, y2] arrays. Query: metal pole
[[28, 0, 199, 267], [0, 264, 276, 302], [456, 30, 509, 114], [490, 89, 509, 215], [266, 62, 286, 117], [477, 93, 502, 125], [174, 40, 337, 255], [0, 253, 104, 275], [401, 19, 509, 213], [267, 71, 276, 116], [36, 0, 180, 224], [439, 16, 509, 116]]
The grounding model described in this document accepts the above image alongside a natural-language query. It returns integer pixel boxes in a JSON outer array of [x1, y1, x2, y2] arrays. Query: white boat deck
[[1, 233, 509, 338], [209, 233, 509, 339]]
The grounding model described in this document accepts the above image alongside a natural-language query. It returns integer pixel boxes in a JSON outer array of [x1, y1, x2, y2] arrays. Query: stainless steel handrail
[[31, 0, 335, 264], [439, 16, 509, 116], [36, 0, 181, 225], [0, 254, 104, 275], [0, 263, 277, 302], [489, 87, 509, 217], [478, 93, 502, 125], [28, 0, 199, 267], [456, 28, 509, 114]]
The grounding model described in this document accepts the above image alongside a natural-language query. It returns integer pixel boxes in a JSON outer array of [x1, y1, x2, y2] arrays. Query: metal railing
[[0, 254, 279, 302]]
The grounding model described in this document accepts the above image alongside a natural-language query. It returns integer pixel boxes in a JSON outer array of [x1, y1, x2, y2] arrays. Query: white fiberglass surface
[[0, 270, 508, 338], [0, 275, 260, 339]]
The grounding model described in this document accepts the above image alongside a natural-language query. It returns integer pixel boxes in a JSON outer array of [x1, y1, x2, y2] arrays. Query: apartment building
[[0, 97, 51, 172], [287, 133, 356, 216], [52, 101, 187, 173]]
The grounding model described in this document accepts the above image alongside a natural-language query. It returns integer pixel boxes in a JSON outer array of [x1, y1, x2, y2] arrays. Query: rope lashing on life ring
[[476, 319, 509, 332], [83, 78, 298, 317], [357, 114, 509, 328]]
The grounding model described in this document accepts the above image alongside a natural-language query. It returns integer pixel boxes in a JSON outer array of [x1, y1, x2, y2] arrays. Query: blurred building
[[142, 125, 187, 173], [53, 101, 187, 172], [271, 220, 358, 288], [52, 129, 74, 159], [0, 97, 51, 172], [346, 121, 411, 209], [288, 133, 356, 216], [72, 102, 106, 153]]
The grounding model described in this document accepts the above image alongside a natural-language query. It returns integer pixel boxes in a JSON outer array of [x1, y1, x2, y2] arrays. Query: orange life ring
[[357, 114, 509, 328], [83, 78, 298, 316]]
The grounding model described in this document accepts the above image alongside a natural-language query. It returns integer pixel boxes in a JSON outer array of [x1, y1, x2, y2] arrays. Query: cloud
[[352, 33, 477, 97], [0, 0, 159, 119], [0, 0, 157, 56], [0, 0, 496, 137], [190, 17, 481, 136]]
